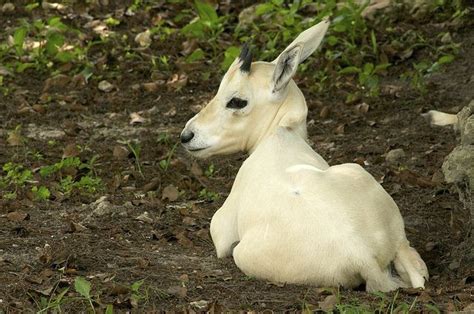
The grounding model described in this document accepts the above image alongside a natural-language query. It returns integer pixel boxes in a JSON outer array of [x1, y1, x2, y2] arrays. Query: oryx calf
[[180, 19, 428, 291]]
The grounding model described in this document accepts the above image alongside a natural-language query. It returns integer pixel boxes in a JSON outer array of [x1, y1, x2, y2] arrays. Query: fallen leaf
[[98, 80, 114, 92], [32, 286, 54, 296], [182, 39, 198, 55], [190, 161, 203, 177], [190, 300, 210, 311], [182, 217, 196, 226], [167, 285, 187, 298], [130, 112, 145, 125], [335, 124, 345, 135], [142, 81, 161, 92], [7, 130, 23, 146], [176, 231, 193, 248], [42, 1, 67, 12], [319, 106, 330, 119], [113, 145, 129, 160], [17, 103, 34, 115], [43, 74, 70, 92], [463, 303, 474, 312], [69, 221, 87, 232], [179, 274, 189, 282], [38, 244, 52, 264], [25, 275, 43, 284], [166, 74, 188, 91], [195, 228, 210, 240], [318, 295, 337, 312], [62, 143, 80, 158], [135, 211, 154, 224], [1, 3, 15, 13], [361, 0, 390, 18], [110, 284, 130, 295], [134, 29, 151, 47], [32, 104, 46, 114], [164, 107, 176, 117], [142, 177, 161, 192], [7, 211, 30, 222], [355, 102, 370, 114], [162, 184, 179, 201]]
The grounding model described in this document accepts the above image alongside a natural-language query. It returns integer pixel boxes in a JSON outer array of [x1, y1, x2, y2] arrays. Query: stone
[[442, 145, 474, 188], [385, 148, 406, 165]]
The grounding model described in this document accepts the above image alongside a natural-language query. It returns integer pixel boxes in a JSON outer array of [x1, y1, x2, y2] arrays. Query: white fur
[[422, 110, 458, 127], [181, 20, 428, 291]]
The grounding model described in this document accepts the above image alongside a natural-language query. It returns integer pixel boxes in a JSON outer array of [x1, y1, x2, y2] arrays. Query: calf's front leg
[[210, 195, 239, 258]]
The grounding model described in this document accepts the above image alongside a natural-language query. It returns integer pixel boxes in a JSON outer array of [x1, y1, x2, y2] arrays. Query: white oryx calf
[[180, 19, 428, 291]]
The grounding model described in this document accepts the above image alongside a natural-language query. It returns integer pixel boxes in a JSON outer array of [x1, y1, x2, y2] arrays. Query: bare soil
[[0, 2, 473, 312]]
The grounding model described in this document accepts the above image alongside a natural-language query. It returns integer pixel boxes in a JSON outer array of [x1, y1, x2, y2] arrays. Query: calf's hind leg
[[360, 260, 401, 292]]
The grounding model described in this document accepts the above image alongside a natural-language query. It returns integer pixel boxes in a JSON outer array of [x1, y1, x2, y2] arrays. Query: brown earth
[[0, 2, 473, 312]]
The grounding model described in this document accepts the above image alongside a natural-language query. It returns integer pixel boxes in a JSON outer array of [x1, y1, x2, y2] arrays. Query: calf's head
[[181, 19, 329, 158]]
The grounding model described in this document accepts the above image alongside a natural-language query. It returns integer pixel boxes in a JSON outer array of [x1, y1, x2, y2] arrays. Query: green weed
[[199, 188, 219, 202]]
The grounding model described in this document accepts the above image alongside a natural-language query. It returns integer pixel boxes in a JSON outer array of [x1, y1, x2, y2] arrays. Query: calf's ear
[[271, 18, 330, 92]]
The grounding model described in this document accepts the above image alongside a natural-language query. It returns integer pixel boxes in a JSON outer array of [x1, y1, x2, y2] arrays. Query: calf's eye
[[226, 97, 248, 109]]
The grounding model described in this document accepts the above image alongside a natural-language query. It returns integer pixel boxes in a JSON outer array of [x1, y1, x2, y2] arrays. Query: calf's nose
[[180, 130, 194, 144]]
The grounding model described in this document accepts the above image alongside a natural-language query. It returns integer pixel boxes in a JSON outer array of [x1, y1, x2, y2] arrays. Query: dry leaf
[[179, 274, 189, 282], [62, 143, 80, 158], [135, 211, 154, 224], [69, 221, 87, 232], [98, 80, 114, 92], [162, 184, 179, 201], [1, 3, 15, 12], [42, 1, 67, 12], [335, 124, 345, 135], [164, 107, 176, 117], [7, 130, 23, 146], [129, 112, 145, 125], [190, 161, 203, 177], [7, 211, 30, 222], [113, 145, 129, 160], [25, 275, 43, 284], [319, 106, 330, 119], [182, 39, 198, 55], [166, 74, 188, 91], [142, 177, 160, 192], [361, 0, 390, 18], [176, 231, 193, 248], [355, 102, 370, 114], [134, 29, 151, 47], [190, 300, 210, 311], [32, 104, 46, 114], [196, 228, 210, 240], [142, 82, 161, 92], [167, 285, 187, 298], [318, 295, 337, 312], [183, 217, 197, 226]]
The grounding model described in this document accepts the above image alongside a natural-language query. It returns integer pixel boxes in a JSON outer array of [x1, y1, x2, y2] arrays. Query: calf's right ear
[[271, 18, 330, 93]]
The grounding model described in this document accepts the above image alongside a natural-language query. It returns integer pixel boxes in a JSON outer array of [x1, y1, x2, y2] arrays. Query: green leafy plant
[[204, 163, 215, 177], [120, 140, 144, 178], [35, 287, 70, 313], [339, 62, 390, 96], [159, 142, 179, 172], [74, 277, 95, 313], [3, 16, 87, 73], [31, 185, 51, 201], [130, 279, 148, 307], [199, 188, 219, 202]]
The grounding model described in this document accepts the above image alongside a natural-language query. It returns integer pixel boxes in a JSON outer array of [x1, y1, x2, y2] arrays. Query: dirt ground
[[0, 1, 473, 312]]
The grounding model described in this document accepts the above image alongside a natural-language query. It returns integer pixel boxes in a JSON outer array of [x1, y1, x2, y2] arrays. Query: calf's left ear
[[272, 18, 330, 93]]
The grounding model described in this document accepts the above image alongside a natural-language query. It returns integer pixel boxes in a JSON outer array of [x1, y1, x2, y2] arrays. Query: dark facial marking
[[239, 42, 252, 73], [226, 97, 248, 109]]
